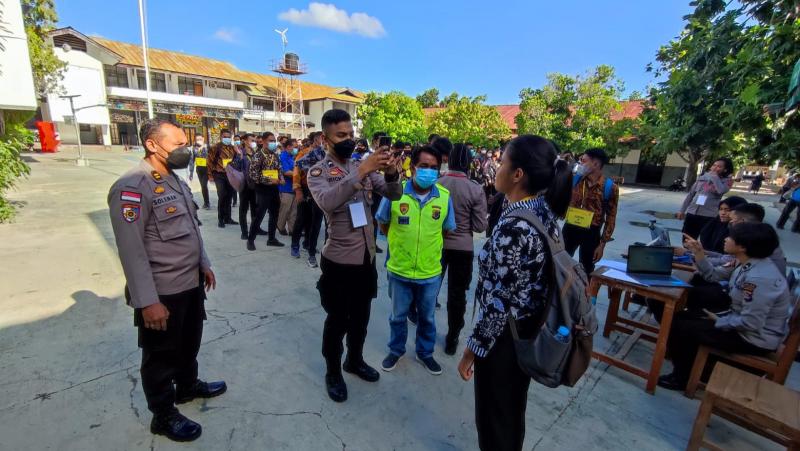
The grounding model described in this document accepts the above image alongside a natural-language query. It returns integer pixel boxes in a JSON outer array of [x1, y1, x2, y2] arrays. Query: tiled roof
[[493, 105, 520, 130], [92, 37, 253, 84], [89, 36, 363, 103], [610, 100, 645, 121]]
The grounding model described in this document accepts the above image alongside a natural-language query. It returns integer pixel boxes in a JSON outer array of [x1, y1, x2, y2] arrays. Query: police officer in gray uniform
[[308, 109, 402, 402], [659, 222, 792, 391], [108, 119, 226, 441]]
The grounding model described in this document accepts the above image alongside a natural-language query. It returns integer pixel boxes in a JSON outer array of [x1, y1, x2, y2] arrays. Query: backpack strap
[[507, 208, 564, 254], [603, 177, 613, 202], [572, 174, 582, 188]]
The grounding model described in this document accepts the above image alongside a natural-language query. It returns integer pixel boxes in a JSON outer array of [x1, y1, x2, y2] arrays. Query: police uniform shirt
[[108, 160, 211, 309], [307, 153, 402, 265], [715, 258, 792, 350]]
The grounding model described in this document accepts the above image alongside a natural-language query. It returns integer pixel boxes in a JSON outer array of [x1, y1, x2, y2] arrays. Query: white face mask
[[249, 141, 257, 150], [439, 163, 449, 175]]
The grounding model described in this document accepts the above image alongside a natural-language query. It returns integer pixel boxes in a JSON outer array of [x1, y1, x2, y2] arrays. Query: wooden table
[[688, 362, 800, 450], [589, 266, 690, 394]]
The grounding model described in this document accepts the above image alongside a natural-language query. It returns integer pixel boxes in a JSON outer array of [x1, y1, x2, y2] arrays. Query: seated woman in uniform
[[658, 222, 792, 391], [675, 196, 746, 257]]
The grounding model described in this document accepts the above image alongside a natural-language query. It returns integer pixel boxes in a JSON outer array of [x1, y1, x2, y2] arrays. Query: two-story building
[[41, 27, 363, 147]]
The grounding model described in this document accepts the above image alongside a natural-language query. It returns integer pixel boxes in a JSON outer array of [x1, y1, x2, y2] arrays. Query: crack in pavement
[[203, 306, 321, 345], [240, 408, 345, 450], [126, 368, 141, 419]]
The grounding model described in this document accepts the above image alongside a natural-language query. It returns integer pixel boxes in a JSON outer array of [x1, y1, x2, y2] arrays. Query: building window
[[178, 76, 203, 96], [136, 70, 167, 92], [104, 65, 129, 88], [252, 98, 274, 111], [302, 101, 310, 114], [215, 81, 232, 89]]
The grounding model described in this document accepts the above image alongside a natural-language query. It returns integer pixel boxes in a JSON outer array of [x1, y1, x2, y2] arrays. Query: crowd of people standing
[[107, 108, 795, 450]]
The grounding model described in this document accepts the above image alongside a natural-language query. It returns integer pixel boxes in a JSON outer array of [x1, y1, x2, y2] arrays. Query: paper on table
[[595, 259, 628, 272], [603, 269, 646, 286]]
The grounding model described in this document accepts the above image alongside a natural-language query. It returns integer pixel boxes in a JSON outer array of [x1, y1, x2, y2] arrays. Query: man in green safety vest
[[376, 145, 456, 376]]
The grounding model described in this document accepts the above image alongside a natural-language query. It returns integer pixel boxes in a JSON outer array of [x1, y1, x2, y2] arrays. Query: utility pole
[[138, 0, 154, 119], [60, 94, 87, 166]]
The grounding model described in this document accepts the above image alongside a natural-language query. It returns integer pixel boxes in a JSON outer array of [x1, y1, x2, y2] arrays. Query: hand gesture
[[458, 348, 476, 381], [142, 302, 170, 331], [359, 149, 390, 178]]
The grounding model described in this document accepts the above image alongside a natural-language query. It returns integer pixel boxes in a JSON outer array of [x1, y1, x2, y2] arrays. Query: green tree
[[426, 94, 511, 148], [357, 91, 426, 143], [515, 65, 625, 154], [415, 88, 440, 108], [22, 0, 66, 96], [0, 112, 33, 222]]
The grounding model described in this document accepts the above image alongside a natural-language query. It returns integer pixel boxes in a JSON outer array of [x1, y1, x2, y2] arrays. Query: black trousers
[[441, 248, 474, 343], [648, 275, 732, 323], [777, 199, 800, 232], [318, 252, 377, 373], [474, 324, 532, 451], [195, 166, 210, 207], [134, 285, 206, 415], [292, 189, 323, 256], [249, 184, 280, 241], [213, 172, 234, 224], [667, 314, 770, 383], [238, 186, 257, 236], [562, 223, 602, 275], [682, 213, 714, 240]]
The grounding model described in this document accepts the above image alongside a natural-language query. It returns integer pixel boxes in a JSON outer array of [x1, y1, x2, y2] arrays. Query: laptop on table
[[625, 245, 690, 287]]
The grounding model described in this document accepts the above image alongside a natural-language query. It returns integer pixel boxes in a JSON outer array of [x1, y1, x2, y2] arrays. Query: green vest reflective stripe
[[387, 182, 450, 280]]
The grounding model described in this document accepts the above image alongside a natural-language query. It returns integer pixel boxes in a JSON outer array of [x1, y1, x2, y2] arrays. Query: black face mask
[[164, 146, 191, 170], [331, 138, 356, 160]]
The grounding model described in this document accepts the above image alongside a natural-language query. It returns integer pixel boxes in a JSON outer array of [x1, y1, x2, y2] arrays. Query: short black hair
[[583, 148, 609, 166], [719, 195, 747, 210], [411, 145, 441, 167], [428, 133, 441, 143], [241, 133, 255, 141], [392, 141, 404, 150], [309, 131, 322, 141], [321, 109, 351, 131], [732, 203, 766, 222], [356, 138, 368, 147], [261, 132, 274, 140], [139, 118, 180, 147], [727, 222, 779, 258], [715, 158, 735, 177], [430, 137, 453, 160], [219, 128, 231, 136], [372, 131, 387, 141]]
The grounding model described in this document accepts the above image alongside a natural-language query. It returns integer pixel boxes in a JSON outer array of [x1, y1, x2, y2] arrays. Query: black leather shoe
[[257, 228, 269, 236], [246, 241, 256, 251], [240, 232, 248, 240], [325, 373, 347, 402], [656, 373, 686, 391], [444, 339, 458, 356], [175, 380, 227, 404], [150, 410, 202, 442], [225, 219, 239, 225], [218, 222, 225, 228], [266, 238, 285, 247], [343, 359, 380, 382]]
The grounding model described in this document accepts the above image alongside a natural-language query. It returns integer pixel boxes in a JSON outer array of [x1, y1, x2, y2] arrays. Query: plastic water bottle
[[554, 326, 570, 344]]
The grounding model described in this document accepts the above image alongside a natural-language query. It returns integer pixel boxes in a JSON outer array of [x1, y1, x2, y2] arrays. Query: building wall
[[605, 147, 691, 186], [46, 47, 111, 145], [0, 0, 36, 111]]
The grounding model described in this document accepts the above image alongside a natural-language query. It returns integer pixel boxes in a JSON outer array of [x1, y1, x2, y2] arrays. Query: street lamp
[[60, 94, 107, 167]]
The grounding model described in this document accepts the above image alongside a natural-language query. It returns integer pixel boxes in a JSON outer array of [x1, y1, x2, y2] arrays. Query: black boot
[[325, 373, 347, 402], [343, 357, 380, 382], [246, 240, 256, 251], [150, 409, 202, 442], [175, 380, 227, 404]]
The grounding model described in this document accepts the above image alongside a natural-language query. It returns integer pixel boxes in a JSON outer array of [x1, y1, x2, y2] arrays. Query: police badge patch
[[154, 186, 165, 194], [399, 203, 409, 215], [742, 283, 757, 302], [151, 170, 163, 182], [432, 206, 441, 220], [166, 206, 178, 214], [122, 204, 140, 223], [310, 168, 322, 177]]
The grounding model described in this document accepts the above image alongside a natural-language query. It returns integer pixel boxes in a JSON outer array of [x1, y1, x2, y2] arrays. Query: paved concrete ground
[[1, 147, 798, 451]]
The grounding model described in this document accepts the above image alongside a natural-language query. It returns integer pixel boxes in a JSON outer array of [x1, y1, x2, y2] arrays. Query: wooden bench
[[685, 294, 800, 399], [687, 362, 800, 450]]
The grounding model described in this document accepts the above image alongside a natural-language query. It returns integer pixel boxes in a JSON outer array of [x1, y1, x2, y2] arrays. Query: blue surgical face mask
[[221, 137, 232, 146], [267, 142, 278, 151], [234, 140, 241, 146], [414, 168, 439, 189], [292, 148, 299, 155]]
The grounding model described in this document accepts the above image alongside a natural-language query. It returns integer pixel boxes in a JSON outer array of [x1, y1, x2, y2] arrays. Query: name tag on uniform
[[348, 201, 368, 228], [398, 216, 410, 225], [195, 157, 207, 167], [696, 194, 708, 206], [223, 158, 232, 168], [261, 169, 279, 179], [565, 207, 594, 228]]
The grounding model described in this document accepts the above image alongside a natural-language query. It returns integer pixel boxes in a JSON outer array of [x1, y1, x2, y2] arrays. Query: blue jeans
[[388, 275, 439, 359]]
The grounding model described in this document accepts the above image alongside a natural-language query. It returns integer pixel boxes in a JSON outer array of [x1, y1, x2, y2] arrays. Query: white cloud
[[278, 3, 386, 38], [212, 27, 240, 43]]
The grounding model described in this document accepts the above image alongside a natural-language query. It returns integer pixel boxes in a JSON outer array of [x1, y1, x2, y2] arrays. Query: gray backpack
[[507, 209, 599, 388]]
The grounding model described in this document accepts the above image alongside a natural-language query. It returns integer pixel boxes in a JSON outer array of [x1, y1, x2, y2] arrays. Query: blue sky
[[57, 1, 694, 104]]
